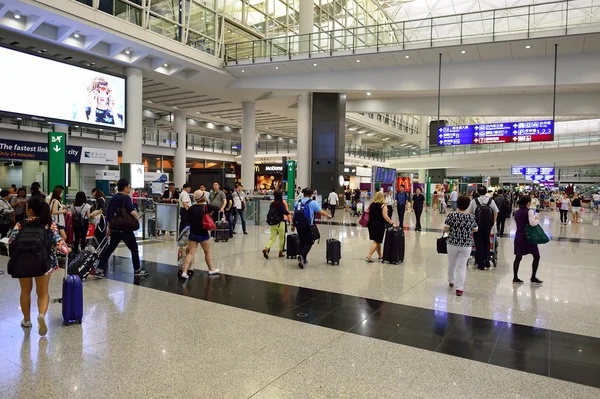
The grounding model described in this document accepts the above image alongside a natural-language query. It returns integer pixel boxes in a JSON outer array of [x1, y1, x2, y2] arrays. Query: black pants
[[387, 206, 393, 221], [73, 224, 88, 253], [297, 226, 314, 262], [179, 208, 188, 235], [98, 230, 140, 272], [414, 207, 423, 230], [559, 209, 568, 223], [474, 227, 492, 268], [496, 216, 506, 236], [397, 205, 406, 227], [225, 211, 233, 237], [330, 205, 336, 218]]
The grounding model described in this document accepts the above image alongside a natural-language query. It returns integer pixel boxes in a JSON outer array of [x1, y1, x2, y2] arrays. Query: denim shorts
[[189, 232, 210, 243]]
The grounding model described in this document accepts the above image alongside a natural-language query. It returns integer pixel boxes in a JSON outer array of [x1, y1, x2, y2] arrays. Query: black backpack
[[474, 198, 495, 231], [293, 200, 313, 229], [266, 205, 282, 226], [8, 220, 52, 278], [502, 196, 512, 218], [72, 205, 85, 229]]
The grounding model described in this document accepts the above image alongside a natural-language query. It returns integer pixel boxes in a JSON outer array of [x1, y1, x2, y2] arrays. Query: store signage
[[95, 170, 121, 180], [80, 147, 118, 165], [144, 172, 169, 182], [255, 164, 284, 174], [343, 166, 357, 176], [0, 138, 117, 165], [437, 120, 554, 146]]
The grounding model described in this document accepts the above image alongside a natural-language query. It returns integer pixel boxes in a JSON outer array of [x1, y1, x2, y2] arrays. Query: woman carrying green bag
[[513, 195, 547, 285]]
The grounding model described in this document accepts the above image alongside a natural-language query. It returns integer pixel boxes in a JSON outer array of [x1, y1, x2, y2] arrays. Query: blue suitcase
[[62, 273, 83, 325]]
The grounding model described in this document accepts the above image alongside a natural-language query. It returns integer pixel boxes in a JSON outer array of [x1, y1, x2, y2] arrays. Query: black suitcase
[[286, 234, 300, 259], [215, 214, 229, 242], [382, 227, 404, 264], [326, 239, 341, 265], [67, 238, 108, 280], [147, 218, 156, 237]]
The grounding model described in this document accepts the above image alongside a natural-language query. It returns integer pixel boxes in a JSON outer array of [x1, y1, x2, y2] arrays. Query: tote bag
[[358, 204, 370, 227]]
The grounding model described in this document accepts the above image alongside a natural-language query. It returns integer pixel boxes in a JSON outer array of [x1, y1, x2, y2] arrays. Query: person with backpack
[[72, 191, 91, 254], [94, 179, 148, 279], [0, 190, 15, 238], [494, 189, 510, 237], [467, 185, 499, 270], [8, 197, 70, 336], [263, 190, 291, 259], [293, 188, 331, 269]]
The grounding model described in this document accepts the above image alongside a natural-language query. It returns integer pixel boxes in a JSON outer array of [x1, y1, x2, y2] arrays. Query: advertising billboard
[[0, 45, 126, 131]]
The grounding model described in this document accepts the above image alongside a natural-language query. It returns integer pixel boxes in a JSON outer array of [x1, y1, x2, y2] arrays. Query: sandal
[[365, 257, 374, 263]]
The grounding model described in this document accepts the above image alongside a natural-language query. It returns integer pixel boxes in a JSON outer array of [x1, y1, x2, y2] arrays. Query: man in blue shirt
[[395, 185, 411, 228], [95, 178, 149, 279], [294, 188, 331, 269]]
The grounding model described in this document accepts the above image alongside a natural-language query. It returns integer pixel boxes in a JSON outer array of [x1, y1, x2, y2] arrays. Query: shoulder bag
[[358, 204, 370, 227], [525, 212, 549, 245], [111, 206, 140, 231], [202, 205, 216, 231]]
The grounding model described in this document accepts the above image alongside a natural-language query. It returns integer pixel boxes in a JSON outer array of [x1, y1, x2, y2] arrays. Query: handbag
[[202, 205, 216, 231], [436, 234, 448, 254], [525, 224, 549, 245], [309, 224, 320, 243], [111, 206, 140, 231], [358, 204, 370, 227]]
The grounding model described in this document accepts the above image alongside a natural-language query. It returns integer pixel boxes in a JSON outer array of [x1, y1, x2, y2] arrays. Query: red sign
[[397, 177, 411, 192]]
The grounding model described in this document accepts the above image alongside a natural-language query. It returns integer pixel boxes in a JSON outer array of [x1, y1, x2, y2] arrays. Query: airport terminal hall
[[2, 0, 600, 398]]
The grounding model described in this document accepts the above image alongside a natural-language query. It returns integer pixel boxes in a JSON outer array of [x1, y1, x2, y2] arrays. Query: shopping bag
[[525, 224, 550, 245]]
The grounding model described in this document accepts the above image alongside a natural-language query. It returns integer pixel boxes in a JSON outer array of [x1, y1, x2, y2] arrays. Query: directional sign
[[437, 120, 554, 146], [511, 167, 555, 182], [48, 131, 66, 196]]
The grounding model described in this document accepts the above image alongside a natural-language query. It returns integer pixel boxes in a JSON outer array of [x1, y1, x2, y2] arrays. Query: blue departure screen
[[437, 120, 554, 146]]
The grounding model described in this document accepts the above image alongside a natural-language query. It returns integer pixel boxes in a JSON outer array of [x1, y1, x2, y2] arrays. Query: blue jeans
[[232, 208, 247, 233], [452, 201, 457, 211]]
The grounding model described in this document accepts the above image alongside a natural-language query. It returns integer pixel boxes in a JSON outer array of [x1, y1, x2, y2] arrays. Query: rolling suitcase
[[382, 227, 405, 264], [64, 212, 74, 244], [286, 233, 300, 259], [215, 212, 229, 242], [147, 217, 156, 237], [67, 237, 108, 281], [326, 221, 341, 265], [62, 266, 83, 325]]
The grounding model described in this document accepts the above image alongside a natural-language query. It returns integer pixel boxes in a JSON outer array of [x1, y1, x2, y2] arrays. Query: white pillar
[[123, 67, 143, 164], [174, 110, 187, 188], [297, 93, 311, 189], [383, 142, 391, 151], [299, 0, 313, 54], [241, 102, 256, 192], [418, 115, 429, 149], [352, 133, 362, 147]]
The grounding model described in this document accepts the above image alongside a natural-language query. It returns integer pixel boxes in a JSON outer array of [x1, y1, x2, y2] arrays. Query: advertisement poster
[[130, 164, 145, 189], [397, 177, 411, 192], [0, 138, 117, 165]]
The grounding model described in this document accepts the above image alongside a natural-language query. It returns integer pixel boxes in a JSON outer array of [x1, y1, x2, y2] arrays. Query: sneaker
[[208, 269, 220, 275], [21, 319, 32, 328], [180, 272, 189, 279], [243, 232, 248, 235], [449, 283, 454, 288], [531, 278, 543, 285], [456, 290, 463, 296], [37, 314, 48, 336], [94, 270, 106, 279], [513, 278, 524, 284], [134, 268, 149, 276], [297, 255, 304, 269]]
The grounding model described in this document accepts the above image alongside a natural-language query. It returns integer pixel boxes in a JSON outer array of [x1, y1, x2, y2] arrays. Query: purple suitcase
[[62, 271, 83, 325]]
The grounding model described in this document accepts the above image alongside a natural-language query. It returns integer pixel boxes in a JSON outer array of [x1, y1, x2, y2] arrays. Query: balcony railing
[[224, 0, 600, 65]]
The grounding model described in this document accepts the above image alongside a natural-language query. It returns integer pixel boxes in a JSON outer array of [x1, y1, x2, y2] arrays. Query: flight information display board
[[373, 167, 397, 183], [511, 167, 555, 182], [437, 120, 554, 146]]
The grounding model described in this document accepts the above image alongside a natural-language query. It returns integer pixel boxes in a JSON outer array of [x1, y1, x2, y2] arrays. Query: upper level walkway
[[224, 0, 600, 65]]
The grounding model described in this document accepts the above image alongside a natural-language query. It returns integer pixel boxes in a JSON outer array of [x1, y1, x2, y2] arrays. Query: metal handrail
[[224, 0, 600, 64]]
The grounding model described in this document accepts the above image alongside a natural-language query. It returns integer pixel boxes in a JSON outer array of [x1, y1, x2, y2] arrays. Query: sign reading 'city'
[[437, 120, 554, 146]]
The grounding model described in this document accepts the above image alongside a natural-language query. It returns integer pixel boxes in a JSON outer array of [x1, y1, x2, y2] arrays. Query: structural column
[[298, 0, 313, 54], [418, 115, 430, 149], [352, 133, 362, 147], [296, 93, 311, 189], [174, 110, 187, 188], [123, 67, 143, 164], [241, 102, 256, 192]]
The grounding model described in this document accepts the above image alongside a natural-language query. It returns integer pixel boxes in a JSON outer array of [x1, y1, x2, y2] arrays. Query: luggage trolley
[[468, 233, 498, 268]]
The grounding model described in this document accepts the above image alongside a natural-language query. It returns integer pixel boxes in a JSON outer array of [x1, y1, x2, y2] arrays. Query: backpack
[[502, 196, 512, 218], [8, 220, 52, 278], [293, 199, 313, 229], [266, 204, 283, 226], [474, 198, 494, 231], [72, 205, 86, 229]]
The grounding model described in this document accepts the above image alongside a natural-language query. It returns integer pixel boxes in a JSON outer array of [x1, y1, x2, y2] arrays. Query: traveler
[[327, 189, 339, 218], [180, 190, 220, 279], [395, 185, 410, 228], [293, 188, 331, 269], [558, 193, 570, 225], [295, 186, 302, 199], [593, 192, 600, 212], [45, 185, 64, 204], [263, 190, 291, 259], [208, 182, 226, 236], [71, 191, 91, 254], [494, 189, 509, 237], [444, 195, 478, 296], [530, 194, 539, 212], [365, 192, 397, 262], [11, 188, 28, 223], [9, 197, 70, 336], [360, 189, 368, 208], [345, 188, 351, 211], [49, 186, 69, 241], [94, 179, 149, 279], [162, 182, 180, 204], [467, 185, 499, 270], [178, 184, 192, 235], [438, 189, 447, 214], [412, 188, 427, 231], [232, 185, 248, 235], [30, 182, 45, 200], [8, 184, 17, 195], [90, 189, 108, 245], [512, 195, 543, 284], [385, 190, 394, 221], [571, 192, 582, 224], [0, 190, 14, 238], [132, 189, 140, 210], [450, 188, 458, 211], [223, 187, 234, 238]]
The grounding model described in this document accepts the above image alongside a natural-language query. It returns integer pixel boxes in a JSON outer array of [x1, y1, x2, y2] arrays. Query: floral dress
[[9, 217, 70, 275]]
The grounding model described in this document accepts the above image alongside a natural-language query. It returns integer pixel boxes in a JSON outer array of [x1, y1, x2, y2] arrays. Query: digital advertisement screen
[[0, 45, 126, 130], [130, 164, 145, 189]]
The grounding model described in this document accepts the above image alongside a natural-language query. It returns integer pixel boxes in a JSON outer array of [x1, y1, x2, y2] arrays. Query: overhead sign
[[373, 167, 397, 183], [95, 170, 120, 180], [80, 147, 118, 165], [48, 132, 66, 196], [512, 167, 555, 182], [437, 120, 554, 146], [0, 138, 117, 165], [255, 164, 284, 174]]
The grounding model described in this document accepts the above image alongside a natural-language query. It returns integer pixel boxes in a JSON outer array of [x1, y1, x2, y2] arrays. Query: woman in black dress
[[412, 188, 427, 231], [513, 195, 543, 284], [366, 192, 397, 262]]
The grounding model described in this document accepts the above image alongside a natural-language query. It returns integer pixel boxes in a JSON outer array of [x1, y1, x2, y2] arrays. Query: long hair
[[27, 197, 51, 225], [271, 190, 283, 208], [94, 189, 106, 200], [373, 191, 385, 204], [51, 187, 63, 202], [74, 191, 87, 207]]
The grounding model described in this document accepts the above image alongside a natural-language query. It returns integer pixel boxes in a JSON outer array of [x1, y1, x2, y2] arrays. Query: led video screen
[[0, 45, 126, 130]]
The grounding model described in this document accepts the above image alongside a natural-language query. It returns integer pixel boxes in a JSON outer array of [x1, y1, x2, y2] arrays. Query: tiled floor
[[0, 207, 599, 398]]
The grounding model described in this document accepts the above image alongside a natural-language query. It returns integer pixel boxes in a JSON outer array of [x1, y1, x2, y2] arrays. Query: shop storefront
[[255, 164, 285, 192]]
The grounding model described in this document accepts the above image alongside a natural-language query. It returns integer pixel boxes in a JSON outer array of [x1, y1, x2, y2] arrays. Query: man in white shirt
[[327, 189, 339, 218], [178, 184, 192, 235], [232, 185, 248, 235], [450, 189, 459, 211], [467, 185, 499, 270]]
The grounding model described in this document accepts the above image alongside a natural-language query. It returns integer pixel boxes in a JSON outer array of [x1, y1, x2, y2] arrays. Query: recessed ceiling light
[[265, 127, 269, 129], [313, 63, 317, 66], [275, 66, 279, 70], [196, 111, 200, 114], [461, 50, 466, 54], [125, 49, 131, 54], [366, 92, 371, 96], [146, 100, 153, 103], [173, 106, 178, 109], [14, 13, 21, 19], [405, 55, 410, 59], [241, 69, 245, 72], [163, 63, 168, 67], [525, 45, 531, 49], [74, 33, 80, 38], [356, 59, 360, 63]]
